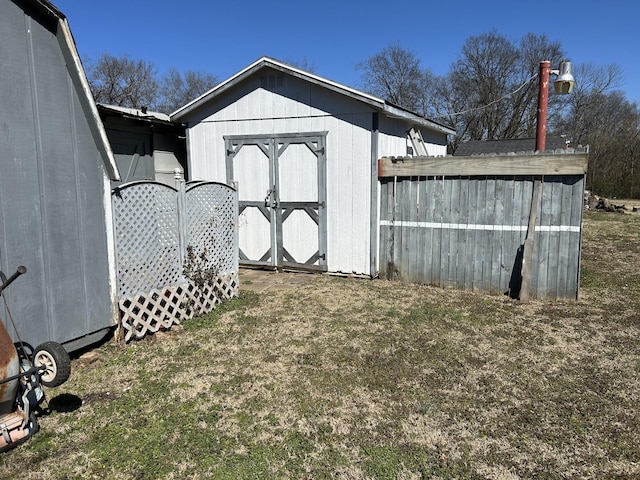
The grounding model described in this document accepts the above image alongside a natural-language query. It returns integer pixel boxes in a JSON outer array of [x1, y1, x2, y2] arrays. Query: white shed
[[172, 57, 454, 276]]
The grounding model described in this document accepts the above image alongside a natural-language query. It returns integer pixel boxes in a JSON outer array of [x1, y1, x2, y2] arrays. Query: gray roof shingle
[[454, 137, 569, 156]]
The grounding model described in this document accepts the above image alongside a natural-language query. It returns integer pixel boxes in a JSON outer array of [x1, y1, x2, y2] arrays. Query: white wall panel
[[183, 72, 448, 275]]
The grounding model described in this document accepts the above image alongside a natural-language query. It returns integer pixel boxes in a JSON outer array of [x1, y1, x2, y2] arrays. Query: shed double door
[[225, 132, 327, 271]]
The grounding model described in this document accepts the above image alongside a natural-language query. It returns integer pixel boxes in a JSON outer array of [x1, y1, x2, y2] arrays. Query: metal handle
[[0, 266, 27, 294], [264, 188, 278, 208]]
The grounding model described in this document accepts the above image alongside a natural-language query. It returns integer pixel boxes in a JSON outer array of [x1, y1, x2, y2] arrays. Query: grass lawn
[[1, 211, 639, 479]]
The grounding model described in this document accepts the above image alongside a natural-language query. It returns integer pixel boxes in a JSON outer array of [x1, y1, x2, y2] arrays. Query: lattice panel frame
[[184, 272, 239, 318], [118, 285, 186, 342], [112, 181, 239, 342]]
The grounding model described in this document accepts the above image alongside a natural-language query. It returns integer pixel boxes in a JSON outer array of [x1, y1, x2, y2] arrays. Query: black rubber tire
[[33, 342, 71, 387]]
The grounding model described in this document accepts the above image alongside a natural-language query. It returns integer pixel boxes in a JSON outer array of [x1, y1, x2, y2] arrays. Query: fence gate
[[225, 132, 327, 271], [112, 179, 238, 341]]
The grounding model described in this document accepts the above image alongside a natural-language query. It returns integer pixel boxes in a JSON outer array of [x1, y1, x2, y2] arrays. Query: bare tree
[[443, 31, 565, 147], [552, 63, 633, 195], [587, 93, 640, 197], [284, 56, 317, 73], [357, 43, 434, 115], [557, 80, 639, 197], [157, 68, 218, 114], [85, 54, 158, 109], [85, 54, 218, 114], [357, 33, 640, 196], [559, 62, 624, 146]]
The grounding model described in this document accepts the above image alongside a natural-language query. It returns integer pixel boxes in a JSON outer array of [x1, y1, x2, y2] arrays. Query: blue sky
[[54, 0, 639, 105]]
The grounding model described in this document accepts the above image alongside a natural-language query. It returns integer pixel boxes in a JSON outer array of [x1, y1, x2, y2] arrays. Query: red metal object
[[0, 411, 30, 451], [535, 60, 551, 152], [0, 320, 19, 417]]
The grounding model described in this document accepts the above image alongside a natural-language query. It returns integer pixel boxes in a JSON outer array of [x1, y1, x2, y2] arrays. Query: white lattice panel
[[112, 181, 238, 342], [118, 285, 186, 341], [186, 182, 238, 273], [118, 273, 239, 342], [183, 272, 239, 318], [112, 183, 182, 298]]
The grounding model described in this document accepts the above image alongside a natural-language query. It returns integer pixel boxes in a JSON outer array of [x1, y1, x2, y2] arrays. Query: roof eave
[[55, 15, 120, 180], [171, 56, 455, 136], [382, 104, 455, 135], [171, 56, 387, 122], [98, 104, 176, 127]]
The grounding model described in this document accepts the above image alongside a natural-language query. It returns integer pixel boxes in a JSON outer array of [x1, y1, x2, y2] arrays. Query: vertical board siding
[[181, 69, 450, 276], [187, 86, 374, 275], [380, 175, 584, 299], [0, 1, 116, 349]]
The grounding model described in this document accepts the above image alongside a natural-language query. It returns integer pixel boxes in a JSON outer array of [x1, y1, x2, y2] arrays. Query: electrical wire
[[447, 73, 538, 117]]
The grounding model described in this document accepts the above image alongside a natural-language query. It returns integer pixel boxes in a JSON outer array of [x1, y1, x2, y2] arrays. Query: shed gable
[[182, 67, 376, 130]]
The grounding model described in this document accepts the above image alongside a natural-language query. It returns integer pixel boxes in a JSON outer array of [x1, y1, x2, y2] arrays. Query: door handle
[[264, 188, 277, 208]]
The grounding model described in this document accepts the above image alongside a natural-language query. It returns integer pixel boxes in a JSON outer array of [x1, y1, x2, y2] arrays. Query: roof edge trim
[[171, 57, 451, 134], [56, 16, 120, 180]]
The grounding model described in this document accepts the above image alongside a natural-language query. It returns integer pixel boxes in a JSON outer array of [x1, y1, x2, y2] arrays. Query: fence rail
[[378, 154, 587, 300], [112, 179, 238, 341]]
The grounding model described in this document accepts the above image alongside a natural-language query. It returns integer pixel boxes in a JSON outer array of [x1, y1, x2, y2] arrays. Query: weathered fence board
[[112, 180, 238, 341], [379, 153, 587, 299]]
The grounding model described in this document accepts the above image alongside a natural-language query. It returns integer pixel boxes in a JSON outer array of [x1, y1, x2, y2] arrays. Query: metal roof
[[97, 104, 173, 124], [171, 56, 455, 136]]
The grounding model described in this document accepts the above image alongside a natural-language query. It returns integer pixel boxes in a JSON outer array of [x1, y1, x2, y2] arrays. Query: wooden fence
[[378, 153, 588, 300]]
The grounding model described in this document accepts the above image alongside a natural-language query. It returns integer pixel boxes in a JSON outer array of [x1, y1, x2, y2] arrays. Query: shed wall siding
[[378, 116, 410, 157], [0, 1, 115, 347], [377, 116, 448, 158], [186, 77, 380, 274], [420, 128, 448, 156], [183, 72, 449, 275]]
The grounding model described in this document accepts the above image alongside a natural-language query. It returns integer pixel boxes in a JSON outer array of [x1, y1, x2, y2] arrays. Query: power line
[[448, 73, 538, 117]]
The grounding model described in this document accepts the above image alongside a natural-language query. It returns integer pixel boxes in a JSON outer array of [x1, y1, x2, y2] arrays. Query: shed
[[0, 0, 120, 351], [172, 57, 454, 276], [98, 104, 188, 187]]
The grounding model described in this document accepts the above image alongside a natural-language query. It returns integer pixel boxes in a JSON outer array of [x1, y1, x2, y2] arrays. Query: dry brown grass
[[0, 211, 639, 479]]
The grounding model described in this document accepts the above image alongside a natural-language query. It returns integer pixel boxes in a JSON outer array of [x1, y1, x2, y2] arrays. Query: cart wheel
[[33, 342, 71, 387]]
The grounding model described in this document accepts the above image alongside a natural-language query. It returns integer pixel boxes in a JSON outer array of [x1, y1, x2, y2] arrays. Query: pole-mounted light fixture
[[535, 60, 575, 151], [553, 60, 575, 94]]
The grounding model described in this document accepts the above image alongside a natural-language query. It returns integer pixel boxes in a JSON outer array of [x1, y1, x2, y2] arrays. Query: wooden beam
[[519, 177, 542, 303], [378, 154, 588, 177]]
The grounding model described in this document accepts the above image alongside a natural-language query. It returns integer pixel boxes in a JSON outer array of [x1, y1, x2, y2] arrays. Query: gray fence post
[[175, 168, 187, 274]]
